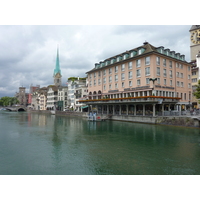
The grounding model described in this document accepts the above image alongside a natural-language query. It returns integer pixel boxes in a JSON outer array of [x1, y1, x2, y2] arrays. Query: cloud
[[0, 25, 192, 97]]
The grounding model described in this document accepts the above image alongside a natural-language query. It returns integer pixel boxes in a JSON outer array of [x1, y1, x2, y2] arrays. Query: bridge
[[5, 106, 27, 112]]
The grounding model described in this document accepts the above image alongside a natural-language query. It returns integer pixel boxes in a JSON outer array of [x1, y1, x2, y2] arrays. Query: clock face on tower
[[191, 29, 200, 44]]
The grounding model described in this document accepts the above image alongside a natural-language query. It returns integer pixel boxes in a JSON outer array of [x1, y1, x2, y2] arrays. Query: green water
[[0, 111, 200, 175]]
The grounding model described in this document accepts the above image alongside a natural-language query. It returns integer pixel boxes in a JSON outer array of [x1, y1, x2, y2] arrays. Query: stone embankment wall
[[156, 117, 200, 128]]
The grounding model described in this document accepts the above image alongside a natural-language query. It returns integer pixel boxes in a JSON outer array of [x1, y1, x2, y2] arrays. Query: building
[[67, 77, 87, 110], [27, 85, 40, 108], [80, 42, 192, 116], [57, 86, 68, 111], [15, 87, 29, 106], [190, 25, 200, 108], [38, 87, 48, 110], [46, 85, 58, 110]]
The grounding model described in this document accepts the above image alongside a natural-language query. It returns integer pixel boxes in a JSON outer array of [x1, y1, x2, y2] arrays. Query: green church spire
[[54, 47, 61, 76]]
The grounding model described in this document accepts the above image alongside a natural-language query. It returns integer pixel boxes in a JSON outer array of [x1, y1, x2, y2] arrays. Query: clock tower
[[190, 25, 200, 61]]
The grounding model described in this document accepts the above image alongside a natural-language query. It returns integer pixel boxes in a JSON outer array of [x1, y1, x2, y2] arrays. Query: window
[[103, 77, 106, 84], [121, 73, 125, 80], [138, 49, 142, 55], [136, 59, 141, 68], [98, 79, 101, 85], [177, 81, 180, 87], [170, 80, 172, 86], [128, 71, 132, 79], [109, 76, 112, 83], [176, 72, 179, 77], [115, 75, 118, 82], [115, 83, 118, 89], [145, 67, 150, 76], [192, 78, 197, 82], [103, 70, 106, 76], [188, 75, 190, 79], [136, 69, 141, 77], [122, 82, 124, 88], [115, 66, 118, 73], [181, 82, 183, 87], [180, 64, 183, 69], [163, 69, 167, 77], [164, 79, 166, 85], [129, 81, 132, 87], [156, 57, 160, 65], [94, 80, 96, 86], [89, 74, 92, 79], [137, 79, 141, 85], [169, 70, 172, 78], [157, 78, 160, 84], [109, 84, 111, 90], [103, 85, 106, 90], [146, 78, 150, 84], [121, 64, 125, 71], [157, 67, 160, 76], [98, 71, 101, 77], [109, 68, 112, 74], [128, 62, 132, 69], [188, 83, 191, 88], [169, 61, 172, 68], [89, 81, 92, 87], [163, 59, 166, 67], [180, 73, 183, 78], [94, 72, 96, 78], [145, 56, 150, 65], [192, 71, 196, 75], [130, 52, 134, 57]]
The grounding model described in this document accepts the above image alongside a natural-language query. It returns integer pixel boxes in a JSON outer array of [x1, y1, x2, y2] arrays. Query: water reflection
[[0, 112, 200, 175]]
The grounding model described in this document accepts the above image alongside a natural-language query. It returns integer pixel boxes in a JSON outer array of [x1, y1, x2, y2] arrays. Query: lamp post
[[149, 78, 157, 95]]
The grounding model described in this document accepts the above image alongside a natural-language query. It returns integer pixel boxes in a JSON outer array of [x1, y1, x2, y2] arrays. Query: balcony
[[79, 96, 181, 105]]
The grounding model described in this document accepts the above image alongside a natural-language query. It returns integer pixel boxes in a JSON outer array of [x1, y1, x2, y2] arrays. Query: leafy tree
[[193, 80, 200, 100], [0, 97, 19, 106]]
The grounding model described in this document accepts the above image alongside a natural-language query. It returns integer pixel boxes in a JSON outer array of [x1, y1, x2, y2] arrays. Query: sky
[[0, 25, 192, 97]]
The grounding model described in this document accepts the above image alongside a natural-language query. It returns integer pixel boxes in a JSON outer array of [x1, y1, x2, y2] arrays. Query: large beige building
[[81, 42, 192, 116]]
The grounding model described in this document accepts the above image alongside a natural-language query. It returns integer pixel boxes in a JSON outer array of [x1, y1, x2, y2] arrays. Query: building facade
[[57, 86, 68, 111], [190, 25, 200, 108], [81, 42, 192, 116], [46, 86, 58, 110], [15, 87, 29, 106]]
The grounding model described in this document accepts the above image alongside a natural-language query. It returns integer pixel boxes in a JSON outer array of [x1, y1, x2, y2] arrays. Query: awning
[[81, 105, 88, 109]]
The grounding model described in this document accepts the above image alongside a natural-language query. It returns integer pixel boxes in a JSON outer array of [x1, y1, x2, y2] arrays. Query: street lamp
[[149, 78, 157, 95]]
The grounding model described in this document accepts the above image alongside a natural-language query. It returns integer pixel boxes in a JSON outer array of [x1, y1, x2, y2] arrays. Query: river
[[0, 111, 200, 175]]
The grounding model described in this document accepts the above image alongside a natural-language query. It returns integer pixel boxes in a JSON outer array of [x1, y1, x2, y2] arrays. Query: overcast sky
[[0, 25, 192, 97]]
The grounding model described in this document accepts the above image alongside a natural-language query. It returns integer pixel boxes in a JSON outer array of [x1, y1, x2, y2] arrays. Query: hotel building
[[81, 42, 192, 116]]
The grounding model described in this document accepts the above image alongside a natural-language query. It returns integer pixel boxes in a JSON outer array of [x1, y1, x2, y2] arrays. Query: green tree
[[0, 97, 19, 106], [193, 80, 200, 100]]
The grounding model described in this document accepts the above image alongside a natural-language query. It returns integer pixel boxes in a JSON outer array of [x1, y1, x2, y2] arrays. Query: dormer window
[[138, 49, 142, 55]]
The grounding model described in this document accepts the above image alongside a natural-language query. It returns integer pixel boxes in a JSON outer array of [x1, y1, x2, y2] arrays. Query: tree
[[0, 97, 19, 106], [193, 80, 200, 100]]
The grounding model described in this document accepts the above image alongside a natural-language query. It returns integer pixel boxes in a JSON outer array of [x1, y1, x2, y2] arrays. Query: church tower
[[190, 25, 200, 61], [53, 48, 62, 87]]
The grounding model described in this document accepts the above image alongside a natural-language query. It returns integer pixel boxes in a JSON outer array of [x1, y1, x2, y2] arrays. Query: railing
[[79, 96, 181, 104]]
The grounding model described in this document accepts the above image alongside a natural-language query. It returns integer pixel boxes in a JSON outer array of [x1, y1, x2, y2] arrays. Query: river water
[[0, 111, 200, 175]]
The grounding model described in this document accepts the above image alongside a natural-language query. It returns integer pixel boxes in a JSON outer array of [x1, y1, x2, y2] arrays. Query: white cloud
[[0, 25, 192, 97]]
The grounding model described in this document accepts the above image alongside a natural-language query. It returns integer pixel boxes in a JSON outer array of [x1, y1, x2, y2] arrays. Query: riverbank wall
[[29, 110, 200, 128]]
